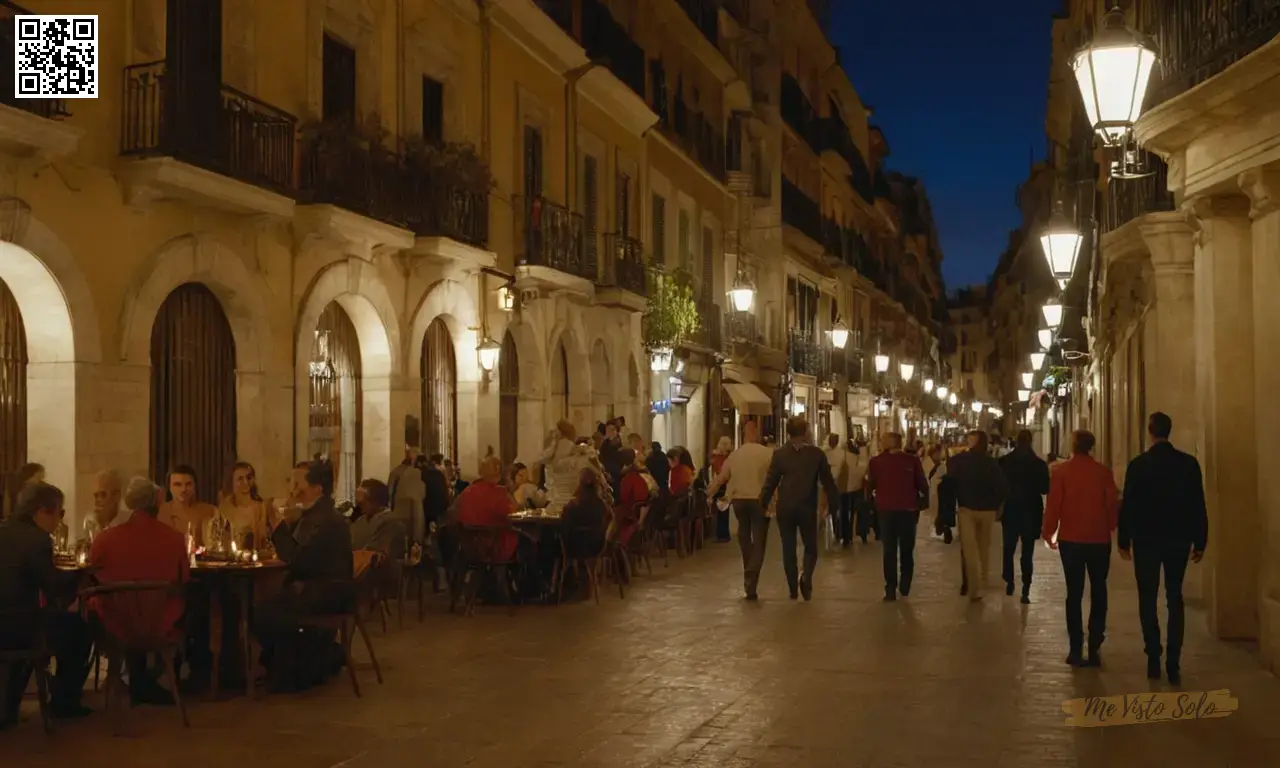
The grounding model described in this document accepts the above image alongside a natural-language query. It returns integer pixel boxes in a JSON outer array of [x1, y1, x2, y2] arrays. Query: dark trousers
[[776, 509, 819, 591], [1002, 520, 1038, 590], [836, 492, 856, 544], [2, 612, 92, 720], [855, 492, 879, 541], [1133, 540, 1191, 667], [715, 508, 732, 541], [733, 501, 770, 594], [1059, 542, 1111, 653], [878, 510, 919, 593]]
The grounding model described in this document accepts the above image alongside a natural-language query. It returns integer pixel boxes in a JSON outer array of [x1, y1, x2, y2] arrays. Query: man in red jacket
[[866, 433, 928, 601], [1042, 430, 1118, 668]]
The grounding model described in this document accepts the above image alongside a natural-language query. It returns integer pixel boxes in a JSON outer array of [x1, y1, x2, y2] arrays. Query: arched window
[[421, 318, 457, 462], [309, 301, 362, 502], [0, 277, 26, 481], [150, 283, 237, 504]]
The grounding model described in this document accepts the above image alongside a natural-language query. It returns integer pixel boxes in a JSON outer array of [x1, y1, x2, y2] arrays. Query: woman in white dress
[[537, 420, 582, 513]]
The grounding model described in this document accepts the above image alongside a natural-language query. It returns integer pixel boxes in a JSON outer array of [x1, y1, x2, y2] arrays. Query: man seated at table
[[0, 482, 92, 726], [82, 469, 131, 541], [351, 479, 407, 561], [158, 465, 217, 548], [88, 477, 189, 705], [254, 460, 353, 692]]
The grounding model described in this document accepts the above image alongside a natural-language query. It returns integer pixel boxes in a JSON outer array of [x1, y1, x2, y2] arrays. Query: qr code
[[14, 15, 98, 99]]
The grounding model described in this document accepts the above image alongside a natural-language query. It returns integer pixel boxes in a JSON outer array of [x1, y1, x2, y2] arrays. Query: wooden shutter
[[0, 278, 26, 485], [322, 34, 357, 123], [523, 125, 543, 199], [583, 155, 599, 267], [498, 332, 519, 469], [617, 172, 631, 237], [422, 76, 444, 144], [652, 194, 665, 265], [701, 225, 713, 301], [165, 0, 222, 151], [678, 210, 690, 273]]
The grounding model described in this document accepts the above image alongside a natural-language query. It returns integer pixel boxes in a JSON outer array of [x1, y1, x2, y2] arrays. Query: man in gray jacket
[[760, 417, 842, 601]]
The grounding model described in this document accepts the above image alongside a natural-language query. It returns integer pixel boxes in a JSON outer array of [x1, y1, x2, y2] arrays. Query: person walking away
[[1000, 430, 1050, 603], [709, 437, 733, 542], [707, 421, 774, 599], [946, 431, 1009, 602], [760, 418, 841, 601], [923, 445, 952, 543], [1118, 412, 1207, 684], [865, 433, 928, 601], [1042, 430, 1118, 668], [839, 439, 865, 548], [822, 434, 849, 548]]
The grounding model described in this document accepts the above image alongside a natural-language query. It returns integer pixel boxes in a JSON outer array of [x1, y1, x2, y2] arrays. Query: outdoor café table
[[508, 512, 565, 602], [189, 559, 286, 700]]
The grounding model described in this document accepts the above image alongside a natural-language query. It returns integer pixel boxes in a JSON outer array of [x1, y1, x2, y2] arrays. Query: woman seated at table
[[508, 463, 546, 510], [455, 455, 518, 562], [667, 448, 696, 496], [614, 449, 648, 548], [561, 469, 609, 560], [217, 461, 269, 549]]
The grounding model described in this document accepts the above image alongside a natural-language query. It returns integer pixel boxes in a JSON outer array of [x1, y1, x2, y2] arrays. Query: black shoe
[[899, 584, 910, 597], [744, 592, 758, 601], [799, 579, 813, 601], [943, 529, 953, 544], [884, 588, 897, 602], [1147, 658, 1162, 680], [1020, 594, 1030, 605], [789, 587, 799, 600], [1167, 664, 1182, 686], [50, 702, 93, 719], [1065, 651, 1083, 667], [1082, 650, 1103, 668], [1005, 582, 1015, 596]]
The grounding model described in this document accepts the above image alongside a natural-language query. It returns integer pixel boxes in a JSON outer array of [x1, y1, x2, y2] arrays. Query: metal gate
[[498, 331, 519, 468], [0, 277, 26, 491], [150, 282, 237, 504], [421, 318, 457, 462], [309, 301, 362, 502]]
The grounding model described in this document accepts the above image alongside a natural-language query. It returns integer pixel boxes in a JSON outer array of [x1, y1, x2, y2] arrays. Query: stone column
[[1188, 195, 1258, 640], [1138, 214, 1198, 448], [1240, 167, 1280, 670]]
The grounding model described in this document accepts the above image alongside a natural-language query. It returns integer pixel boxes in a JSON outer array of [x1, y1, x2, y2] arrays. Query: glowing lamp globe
[[971, 402, 984, 414], [1030, 352, 1046, 370], [728, 282, 755, 313], [477, 337, 501, 373], [899, 362, 914, 381], [924, 378, 934, 394], [1021, 372, 1034, 389], [1042, 302, 1064, 330], [828, 320, 849, 350], [948, 392, 958, 406], [1038, 329, 1053, 351], [1072, 6, 1157, 147], [874, 353, 890, 374], [936, 385, 949, 400], [1040, 205, 1084, 280], [1017, 388, 1031, 402]]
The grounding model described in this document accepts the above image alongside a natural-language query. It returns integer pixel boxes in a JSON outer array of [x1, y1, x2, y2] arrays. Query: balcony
[[1145, 0, 1280, 107], [788, 328, 829, 380], [1102, 157, 1173, 233], [676, 0, 720, 48], [0, 1, 78, 158], [118, 60, 296, 218], [580, 0, 646, 98], [781, 74, 820, 148], [654, 91, 727, 182], [597, 233, 648, 311], [724, 309, 764, 345], [781, 178, 824, 245], [727, 112, 745, 173], [686, 295, 723, 352], [516, 195, 594, 293], [404, 176, 489, 248]]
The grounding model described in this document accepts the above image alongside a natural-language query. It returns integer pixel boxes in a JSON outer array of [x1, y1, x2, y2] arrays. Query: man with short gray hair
[[84, 470, 130, 540]]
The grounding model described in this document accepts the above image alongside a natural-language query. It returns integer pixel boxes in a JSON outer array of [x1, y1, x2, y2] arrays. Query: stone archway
[[0, 211, 102, 523], [409, 279, 481, 472], [547, 324, 591, 435], [295, 259, 399, 484], [590, 339, 612, 420]]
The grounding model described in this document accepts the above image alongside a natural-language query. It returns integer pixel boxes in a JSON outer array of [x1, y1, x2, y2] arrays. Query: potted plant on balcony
[[298, 112, 396, 201], [402, 136, 494, 195], [643, 267, 700, 370]]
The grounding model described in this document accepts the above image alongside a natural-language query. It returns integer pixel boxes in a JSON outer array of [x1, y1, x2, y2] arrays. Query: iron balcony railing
[[404, 176, 489, 247], [299, 132, 407, 225], [121, 60, 297, 195], [655, 96, 727, 182], [788, 328, 829, 380], [0, 2, 69, 120], [602, 233, 647, 296], [676, 0, 720, 47], [1145, 0, 1280, 106], [724, 309, 764, 344], [781, 73, 820, 147], [519, 195, 594, 281], [533, 0, 644, 98], [1103, 155, 1173, 233], [781, 178, 824, 244]]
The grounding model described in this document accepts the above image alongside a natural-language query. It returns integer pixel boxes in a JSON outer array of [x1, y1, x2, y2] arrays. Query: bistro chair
[[449, 525, 524, 616], [559, 523, 607, 603], [296, 561, 384, 698], [625, 503, 654, 576], [0, 610, 52, 734], [79, 581, 188, 734]]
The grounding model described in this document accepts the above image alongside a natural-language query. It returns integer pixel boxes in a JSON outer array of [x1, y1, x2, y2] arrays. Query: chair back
[[79, 581, 182, 651], [0, 608, 46, 656], [457, 525, 516, 565]]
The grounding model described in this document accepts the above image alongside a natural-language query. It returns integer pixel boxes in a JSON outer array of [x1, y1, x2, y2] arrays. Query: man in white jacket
[[707, 421, 775, 600]]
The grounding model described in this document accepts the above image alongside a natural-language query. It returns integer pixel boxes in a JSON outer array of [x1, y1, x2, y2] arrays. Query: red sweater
[[457, 481, 518, 560], [1043, 455, 1118, 544], [867, 450, 927, 513]]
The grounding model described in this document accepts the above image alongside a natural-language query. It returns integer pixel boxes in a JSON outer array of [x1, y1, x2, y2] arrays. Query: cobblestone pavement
[[5, 518, 1280, 767]]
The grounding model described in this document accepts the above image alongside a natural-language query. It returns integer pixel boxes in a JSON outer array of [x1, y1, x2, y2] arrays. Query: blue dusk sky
[[829, 0, 1063, 288]]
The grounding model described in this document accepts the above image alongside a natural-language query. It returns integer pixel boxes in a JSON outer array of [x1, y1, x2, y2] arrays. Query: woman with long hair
[[667, 448, 695, 496], [218, 461, 269, 548], [646, 441, 669, 493]]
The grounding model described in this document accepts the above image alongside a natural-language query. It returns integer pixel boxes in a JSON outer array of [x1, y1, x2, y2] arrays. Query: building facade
[[0, 0, 946, 531]]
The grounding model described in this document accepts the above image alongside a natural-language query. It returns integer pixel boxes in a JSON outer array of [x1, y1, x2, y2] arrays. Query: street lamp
[[476, 336, 501, 373], [899, 362, 914, 382], [874, 353, 890, 374], [1057, 277, 1069, 292], [948, 392, 958, 406], [1039, 204, 1084, 280], [1038, 329, 1053, 351], [1072, 5, 1157, 147], [1021, 372, 1034, 389], [497, 285, 516, 312], [1042, 301, 1064, 330], [936, 385, 949, 400], [1017, 388, 1031, 402], [924, 378, 934, 394], [971, 401, 984, 414], [828, 318, 849, 350], [727, 279, 755, 312], [650, 347, 673, 372], [1030, 352, 1046, 370]]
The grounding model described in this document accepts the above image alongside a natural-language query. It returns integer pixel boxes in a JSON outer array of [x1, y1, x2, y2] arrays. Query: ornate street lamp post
[[1039, 203, 1085, 281], [1071, 5, 1157, 147]]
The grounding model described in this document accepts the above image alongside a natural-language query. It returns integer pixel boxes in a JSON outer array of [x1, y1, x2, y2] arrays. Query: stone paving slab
[[3, 519, 1280, 767]]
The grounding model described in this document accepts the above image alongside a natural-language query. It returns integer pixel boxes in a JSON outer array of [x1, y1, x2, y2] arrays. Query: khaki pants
[[958, 507, 998, 598]]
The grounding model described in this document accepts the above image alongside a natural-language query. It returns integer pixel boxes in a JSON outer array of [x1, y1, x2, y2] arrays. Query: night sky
[[830, 0, 1063, 288]]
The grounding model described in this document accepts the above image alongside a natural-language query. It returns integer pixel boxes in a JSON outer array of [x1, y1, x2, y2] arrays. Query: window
[[678, 210, 691, 274], [617, 172, 632, 237], [651, 194, 666, 265], [582, 155, 599, 266], [701, 225, 713, 300], [421, 76, 444, 144], [322, 34, 357, 123], [523, 126, 543, 199], [960, 330, 969, 346]]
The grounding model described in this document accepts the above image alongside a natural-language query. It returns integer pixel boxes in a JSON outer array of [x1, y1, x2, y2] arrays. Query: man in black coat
[[1118, 411, 1208, 685], [999, 429, 1050, 603]]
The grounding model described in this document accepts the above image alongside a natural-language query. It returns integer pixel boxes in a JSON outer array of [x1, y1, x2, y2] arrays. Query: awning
[[723, 382, 773, 416]]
